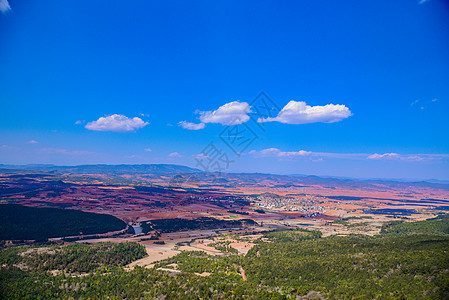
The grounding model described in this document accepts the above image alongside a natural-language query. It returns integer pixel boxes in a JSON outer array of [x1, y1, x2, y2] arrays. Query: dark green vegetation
[[346, 216, 373, 220], [227, 209, 249, 215], [381, 214, 449, 236], [1, 217, 449, 299], [0, 242, 146, 273], [156, 229, 449, 299], [208, 240, 239, 254], [0, 204, 126, 241], [141, 217, 257, 234], [262, 228, 322, 241], [332, 219, 349, 225]]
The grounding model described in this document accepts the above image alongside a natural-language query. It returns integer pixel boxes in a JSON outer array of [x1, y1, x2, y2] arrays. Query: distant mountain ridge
[[0, 163, 448, 190], [0, 164, 201, 174]]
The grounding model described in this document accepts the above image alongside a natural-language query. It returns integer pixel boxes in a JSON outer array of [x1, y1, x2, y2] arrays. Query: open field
[[1, 170, 448, 224], [1, 169, 449, 250]]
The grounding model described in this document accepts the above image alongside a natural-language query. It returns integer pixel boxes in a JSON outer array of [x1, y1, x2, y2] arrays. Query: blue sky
[[0, 0, 448, 180]]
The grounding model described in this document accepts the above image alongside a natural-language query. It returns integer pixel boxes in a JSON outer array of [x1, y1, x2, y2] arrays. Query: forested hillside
[[0, 242, 146, 273], [381, 214, 449, 236], [1, 217, 448, 299], [0, 204, 126, 241]]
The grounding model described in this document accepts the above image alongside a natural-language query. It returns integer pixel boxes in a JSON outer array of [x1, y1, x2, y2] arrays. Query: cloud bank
[[85, 114, 148, 132], [250, 148, 447, 163], [367, 153, 401, 160], [366, 153, 439, 162], [259, 101, 352, 124]]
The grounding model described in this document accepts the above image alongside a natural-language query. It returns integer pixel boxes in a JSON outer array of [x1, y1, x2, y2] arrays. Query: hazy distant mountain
[[0, 164, 201, 174], [289, 174, 449, 191], [222, 172, 449, 191], [1, 163, 448, 190]]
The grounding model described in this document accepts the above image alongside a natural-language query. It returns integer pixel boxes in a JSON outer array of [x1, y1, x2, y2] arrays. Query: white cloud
[[184, 99, 351, 128], [250, 148, 448, 163], [0, 0, 11, 13], [367, 153, 401, 160], [366, 153, 433, 162], [251, 148, 366, 160], [178, 121, 206, 130], [144, 148, 152, 152], [259, 100, 352, 125], [75, 120, 83, 125], [85, 114, 148, 132], [199, 101, 251, 126], [169, 152, 181, 157], [194, 153, 209, 160], [367, 153, 449, 162], [27, 140, 38, 144], [249, 148, 312, 158]]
